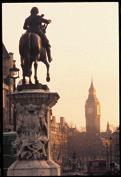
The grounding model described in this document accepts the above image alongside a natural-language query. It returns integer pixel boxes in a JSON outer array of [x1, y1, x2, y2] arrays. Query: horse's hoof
[[29, 81, 32, 84], [35, 80, 39, 85], [46, 77, 50, 82], [22, 79, 26, 85], [48, 57, 52, 63]]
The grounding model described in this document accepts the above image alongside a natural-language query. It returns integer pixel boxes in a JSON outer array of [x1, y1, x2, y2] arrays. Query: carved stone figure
[[17, 139, 47, 160], [38, 104, 48, 136]]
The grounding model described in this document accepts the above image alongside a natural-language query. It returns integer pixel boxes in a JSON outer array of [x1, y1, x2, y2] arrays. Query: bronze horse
[[19, 31, 50, 84]]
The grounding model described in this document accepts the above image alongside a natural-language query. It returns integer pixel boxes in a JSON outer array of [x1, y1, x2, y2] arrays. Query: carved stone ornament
[[15, 103, 49, 160]]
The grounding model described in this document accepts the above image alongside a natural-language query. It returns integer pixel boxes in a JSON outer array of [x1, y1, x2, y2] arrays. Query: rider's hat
[[30, 7, 39, 15]]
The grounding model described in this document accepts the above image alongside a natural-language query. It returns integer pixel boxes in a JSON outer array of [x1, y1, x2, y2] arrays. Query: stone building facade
[[49, 116, 70, 163], [111, 127, 120, 164], [2, 43, 13, 131]]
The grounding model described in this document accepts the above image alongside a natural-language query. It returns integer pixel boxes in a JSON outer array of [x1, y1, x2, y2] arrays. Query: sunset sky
[[2, 2, 119, 131]]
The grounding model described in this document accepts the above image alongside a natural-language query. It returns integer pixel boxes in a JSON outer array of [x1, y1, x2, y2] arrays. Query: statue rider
[[23, 7, 52, 62]]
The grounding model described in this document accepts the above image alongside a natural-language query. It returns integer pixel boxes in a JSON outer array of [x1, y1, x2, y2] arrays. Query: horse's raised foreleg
[[34, 61, 39, 84], [28, 60, 33, 84], [29, 73, 32, 84], [42, 60, 50, 82]]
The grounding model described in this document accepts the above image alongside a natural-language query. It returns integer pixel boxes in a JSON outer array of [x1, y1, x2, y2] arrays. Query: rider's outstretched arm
[[40, 16, 51, 25]]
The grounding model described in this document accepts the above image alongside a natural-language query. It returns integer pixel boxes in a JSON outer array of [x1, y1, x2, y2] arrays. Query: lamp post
[[109, 136, 112, 173], [9, 60, 20, 131], [9, 60, 20, 91], [105, 142, 109, 169], [72, 152, 76, 172]]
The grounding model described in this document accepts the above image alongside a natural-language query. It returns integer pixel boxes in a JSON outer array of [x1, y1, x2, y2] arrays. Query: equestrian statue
[[19, 7, 52, 84]]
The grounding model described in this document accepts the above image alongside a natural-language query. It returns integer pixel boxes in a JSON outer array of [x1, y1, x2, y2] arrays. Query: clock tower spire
[[85, 80, 101, 134]]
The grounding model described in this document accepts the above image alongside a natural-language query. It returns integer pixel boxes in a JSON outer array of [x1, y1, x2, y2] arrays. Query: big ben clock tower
[[85, 80, 101, 134]]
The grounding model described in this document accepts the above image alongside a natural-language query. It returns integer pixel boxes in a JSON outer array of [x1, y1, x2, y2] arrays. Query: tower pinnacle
[[106, 122, 112, 133], [89, 80, 96, 96]]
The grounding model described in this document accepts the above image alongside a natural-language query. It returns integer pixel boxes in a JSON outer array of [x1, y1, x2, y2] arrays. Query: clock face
[[88, 107, 93, 113]]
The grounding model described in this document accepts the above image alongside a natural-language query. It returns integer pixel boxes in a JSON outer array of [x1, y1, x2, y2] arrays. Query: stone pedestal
[[7, 160, 60, 176], [7, 85, 60, 176]]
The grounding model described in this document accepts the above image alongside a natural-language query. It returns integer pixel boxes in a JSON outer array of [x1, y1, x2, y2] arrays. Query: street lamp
[[9, 60, 20, 91], [109, 136, 112, 172], [105, 142, 109, 169], [9, 60, 20, 131]]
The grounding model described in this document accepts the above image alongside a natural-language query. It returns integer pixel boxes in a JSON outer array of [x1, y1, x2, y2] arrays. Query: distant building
[[106, 122, 112, 134], [50, 116, 70, 163], [85, 80, 101, 134], [79, 132, 106, 162], [67, 126, 81, 158], [111, 127, 120, 164], [78, 81, 112, 162], [2, 43, 14, 131], [100, 122, 112, 140]]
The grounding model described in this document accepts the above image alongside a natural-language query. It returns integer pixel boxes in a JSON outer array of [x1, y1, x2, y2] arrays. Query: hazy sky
[[2, 2, 119, 131]]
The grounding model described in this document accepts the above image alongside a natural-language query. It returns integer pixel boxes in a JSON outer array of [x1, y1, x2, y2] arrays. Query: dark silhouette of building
[[2, 43, 14, 131]]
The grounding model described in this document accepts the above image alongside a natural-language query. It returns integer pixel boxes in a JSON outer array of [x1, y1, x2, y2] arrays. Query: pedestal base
[[7, 87, 60, 176], [7, 160, 61, 176]]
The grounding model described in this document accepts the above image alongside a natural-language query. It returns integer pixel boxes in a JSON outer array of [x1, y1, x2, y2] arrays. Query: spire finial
[[89, 77, 96, 95], [90, 77, 94, 89], [106, 121, 111, 133], [91, 77, 93, 83], [107, 121, 109, 128]]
